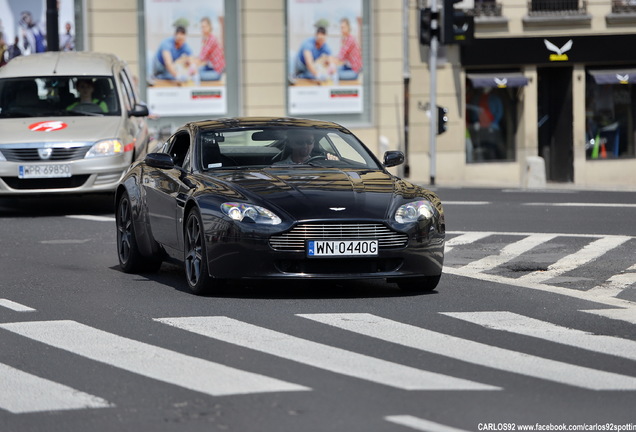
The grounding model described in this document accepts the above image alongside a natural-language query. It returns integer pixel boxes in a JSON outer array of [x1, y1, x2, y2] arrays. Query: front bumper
[[0, 155, 131, 195], [204, 220, 445, 280]]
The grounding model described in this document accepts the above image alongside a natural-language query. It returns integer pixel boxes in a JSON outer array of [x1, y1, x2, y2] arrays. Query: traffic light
[[419, 8, 434, 46], [439, 0, 475, 45], [437, 106, 448, 135]]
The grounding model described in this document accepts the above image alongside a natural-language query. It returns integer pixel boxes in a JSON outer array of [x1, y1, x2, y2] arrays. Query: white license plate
[[307, 240, 378, 257], [18, 164, 72, 179]]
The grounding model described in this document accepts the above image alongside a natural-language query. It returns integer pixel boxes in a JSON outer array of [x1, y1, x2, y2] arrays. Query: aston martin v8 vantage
[[115, 117, 445, 294]]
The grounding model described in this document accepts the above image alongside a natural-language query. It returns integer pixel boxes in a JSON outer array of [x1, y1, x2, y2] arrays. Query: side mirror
[[129, 103, 149, 117], [145, 152, 174, 170], [383, 151, 405, 168]]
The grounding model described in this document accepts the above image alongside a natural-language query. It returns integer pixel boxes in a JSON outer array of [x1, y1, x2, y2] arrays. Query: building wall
[[82, 0, 636, 188]]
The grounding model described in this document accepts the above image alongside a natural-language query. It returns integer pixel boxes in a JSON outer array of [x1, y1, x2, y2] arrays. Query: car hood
[[205, 167, 424, 221], [0, 117, 123, 145]]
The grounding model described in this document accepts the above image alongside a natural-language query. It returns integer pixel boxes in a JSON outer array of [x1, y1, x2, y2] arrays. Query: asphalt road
[[1, 187, 635, 432]]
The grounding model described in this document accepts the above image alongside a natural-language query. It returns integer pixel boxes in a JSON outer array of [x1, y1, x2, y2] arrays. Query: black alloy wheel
[[116, 191, 161, 273], [184, 209, 215, 295]]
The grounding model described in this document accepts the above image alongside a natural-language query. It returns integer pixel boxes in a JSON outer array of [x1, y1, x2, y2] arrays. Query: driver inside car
[[66, 78, 108, 113], [278, 130, 316, 164], [277, 130, 339, 164]]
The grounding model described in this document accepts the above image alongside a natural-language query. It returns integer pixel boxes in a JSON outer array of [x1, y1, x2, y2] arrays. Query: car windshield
[[0, 76, 120, 118], [199, 127, 382, 171]]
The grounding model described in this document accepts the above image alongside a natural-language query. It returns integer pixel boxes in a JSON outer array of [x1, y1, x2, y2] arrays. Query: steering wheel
[[305, 154, 326, 163]]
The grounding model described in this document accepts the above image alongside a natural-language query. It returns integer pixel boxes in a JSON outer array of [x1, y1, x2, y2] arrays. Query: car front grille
[[2, 175, 90, 190], [269, 223, 409, 252], [1, 146, 91, 162]]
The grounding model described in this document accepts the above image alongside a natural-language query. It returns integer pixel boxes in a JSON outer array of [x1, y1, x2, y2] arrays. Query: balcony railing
[[612, 0, 636, 13], [468, 0, 503, 17], [527, 0, 587, 15]]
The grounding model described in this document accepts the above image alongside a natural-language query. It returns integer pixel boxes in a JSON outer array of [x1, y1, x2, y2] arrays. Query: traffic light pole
[[428, 0, 439, 186]]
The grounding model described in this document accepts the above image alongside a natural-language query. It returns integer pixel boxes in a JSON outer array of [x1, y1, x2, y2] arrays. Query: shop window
[[465, 73, 526, 163], [585, 71, 636, 160]]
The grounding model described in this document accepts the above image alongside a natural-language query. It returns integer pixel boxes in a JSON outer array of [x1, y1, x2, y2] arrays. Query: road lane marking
[[580, 308, 636, 325], [298, 313, 636, 390], [524, 202, 636, 208], [0, 362, 112, 413], [40, 239, 92, 245], [445, 232, 491, 253], [442, 311, 636, 362], [443, 201, 490, 205], [458, 234, 558, 273], [0, 299, 36, 312], [586, 263, 636, 298], [444, 231, 636, 323], [444, 266, 636, 308], [518, 236, 631, 284], [0, 320, 308, 397], [155, 316, 498, 391], [66, 215, 116, 222], [385, 415, 470, 432]]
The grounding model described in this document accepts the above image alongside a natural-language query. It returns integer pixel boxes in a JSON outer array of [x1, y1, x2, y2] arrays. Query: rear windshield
[[0, 76, 120, 118]]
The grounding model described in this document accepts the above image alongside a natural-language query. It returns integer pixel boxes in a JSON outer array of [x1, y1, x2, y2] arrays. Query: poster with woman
[[144, 0, 226, 116], [287, 0, 363, 115]]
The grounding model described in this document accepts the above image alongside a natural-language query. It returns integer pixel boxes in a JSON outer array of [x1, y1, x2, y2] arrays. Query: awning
[[467, 72, 529, 88], [588, 69, 636, 85]]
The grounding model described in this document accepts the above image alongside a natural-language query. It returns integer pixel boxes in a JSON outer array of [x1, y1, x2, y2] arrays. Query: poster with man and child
[[144, 0, 226, 116], [287, 0, 363, 115]]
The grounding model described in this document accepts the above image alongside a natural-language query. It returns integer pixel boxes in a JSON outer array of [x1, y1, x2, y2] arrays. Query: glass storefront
[[585, 69, 636, 160], [465, 72, 527, 163]]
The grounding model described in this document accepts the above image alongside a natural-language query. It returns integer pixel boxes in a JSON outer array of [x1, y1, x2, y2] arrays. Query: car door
[[144, 131, 192, 251]]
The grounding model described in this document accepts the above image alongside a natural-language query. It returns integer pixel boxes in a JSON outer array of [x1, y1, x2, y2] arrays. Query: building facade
[[37, 0, 636, 188]]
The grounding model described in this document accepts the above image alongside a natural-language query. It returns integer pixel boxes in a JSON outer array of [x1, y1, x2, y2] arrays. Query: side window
[[119, 71, 136, 112], [168, 132, 191, 168], [327, 132, 365, 164]]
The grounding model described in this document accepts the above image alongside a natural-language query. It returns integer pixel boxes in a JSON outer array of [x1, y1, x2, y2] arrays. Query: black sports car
[[115, 117, 445, 295]]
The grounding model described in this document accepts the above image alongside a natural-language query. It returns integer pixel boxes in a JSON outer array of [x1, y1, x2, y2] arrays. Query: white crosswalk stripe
[[0, 362, 112, 414], [442, 311, 636, 362], [444, 232, 491, 253], [155, 316, 498, 391], [385, 415, 470, 432], [2, 308, 636, 414], [457, 233, 558, 273], [0, 320, 309, 398], [0, 299, 36, 312], [445, 231, 636, 323], [298, 313, 636, 390], [517, 235, 631, 284]]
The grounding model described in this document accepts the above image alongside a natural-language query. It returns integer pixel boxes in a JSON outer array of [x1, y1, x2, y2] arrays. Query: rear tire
[[116, 191, 162, 273], [184, 209, 224, 295], [397, 275, 441, 293]]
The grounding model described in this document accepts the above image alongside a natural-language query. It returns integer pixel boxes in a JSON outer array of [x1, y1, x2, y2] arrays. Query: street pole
[[46, 0, 59, 52], [428, 0, 438, 186], [403, 0, 411, 178]]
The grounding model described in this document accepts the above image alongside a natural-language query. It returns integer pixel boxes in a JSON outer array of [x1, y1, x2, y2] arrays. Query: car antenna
[[52, 52, 62, 74]]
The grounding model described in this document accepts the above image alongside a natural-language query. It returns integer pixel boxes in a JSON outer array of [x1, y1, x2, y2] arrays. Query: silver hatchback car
[[0, 52, 150, 195]]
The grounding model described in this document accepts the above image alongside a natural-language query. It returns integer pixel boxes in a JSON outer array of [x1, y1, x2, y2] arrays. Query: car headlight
[[85, 139, 124, 158], [395, 200, 435, 223], [221, 202, 282, 225], [0, 151, 5, 162]]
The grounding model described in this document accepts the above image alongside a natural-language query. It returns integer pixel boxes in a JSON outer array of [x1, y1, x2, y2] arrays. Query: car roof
[[0, 52, 123, 78], [187, 117, 351, 132]]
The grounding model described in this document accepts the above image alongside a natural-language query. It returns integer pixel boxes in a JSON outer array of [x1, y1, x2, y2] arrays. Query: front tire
[[116, 191, 162, 273], [397, 275, 441, 293], [184, 209, 222, 295]]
